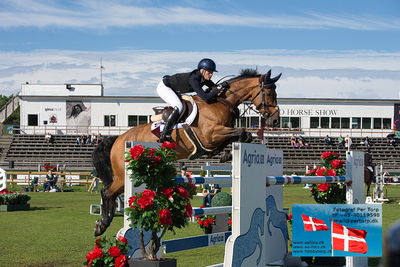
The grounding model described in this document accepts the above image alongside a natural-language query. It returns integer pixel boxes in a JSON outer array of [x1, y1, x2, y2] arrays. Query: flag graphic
[[332, 222, 368, 254], [301, 214, 329, 231]]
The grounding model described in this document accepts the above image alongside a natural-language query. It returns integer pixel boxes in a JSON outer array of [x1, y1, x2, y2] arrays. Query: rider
[[156, 58, 229, 142]]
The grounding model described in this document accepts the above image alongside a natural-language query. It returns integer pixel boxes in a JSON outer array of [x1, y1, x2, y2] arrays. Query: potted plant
[[195, 207, 215, 234], [83, 236, 130, 267], [0, 188, 31, 211], [124, 142, 196, 266]]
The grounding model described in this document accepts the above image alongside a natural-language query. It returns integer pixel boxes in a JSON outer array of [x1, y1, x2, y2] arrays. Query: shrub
[[211, 191, 232, 207], [0, 189, 31, 205]]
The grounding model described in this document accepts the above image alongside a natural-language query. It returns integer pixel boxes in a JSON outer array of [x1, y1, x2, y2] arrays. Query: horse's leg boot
[[160, 107, 180, 142]]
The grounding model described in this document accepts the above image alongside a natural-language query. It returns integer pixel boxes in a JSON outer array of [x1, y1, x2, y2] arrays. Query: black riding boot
[[160, 107, 180, 142]]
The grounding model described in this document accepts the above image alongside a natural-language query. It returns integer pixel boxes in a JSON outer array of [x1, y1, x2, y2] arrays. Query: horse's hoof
[[94, 220, 106, 236]]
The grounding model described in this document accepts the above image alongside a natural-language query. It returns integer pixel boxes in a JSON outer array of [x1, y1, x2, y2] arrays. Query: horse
[[92, 69, 281, 236], [265, 195, 289, 253], [364, 152, 375, 196], [231, 208, 266, 267]]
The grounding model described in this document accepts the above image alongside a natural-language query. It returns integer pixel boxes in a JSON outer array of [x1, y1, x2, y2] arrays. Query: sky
[[1, 0, 400, 99]]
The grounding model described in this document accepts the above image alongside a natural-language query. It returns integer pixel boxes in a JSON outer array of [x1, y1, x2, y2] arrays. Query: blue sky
[[1, 0, 400, 98]]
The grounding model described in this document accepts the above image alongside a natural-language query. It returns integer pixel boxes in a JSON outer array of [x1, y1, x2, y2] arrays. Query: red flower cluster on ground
[[0, 189, 14, 194], [84, 236, 129, 267], [197, 217, 215, 228], [316, 167, 336, 176], [86, 247, 104, 261]]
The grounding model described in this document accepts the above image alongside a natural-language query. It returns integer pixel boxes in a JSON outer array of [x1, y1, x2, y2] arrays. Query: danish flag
[[301, 214, 328, 231], [332, 222, 368, 254]]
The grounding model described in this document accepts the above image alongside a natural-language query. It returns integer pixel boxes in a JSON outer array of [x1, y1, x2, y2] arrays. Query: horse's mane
[[228, 68, 260, 82]]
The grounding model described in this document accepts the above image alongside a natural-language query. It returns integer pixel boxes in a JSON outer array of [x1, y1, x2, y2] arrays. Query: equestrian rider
[[156, 58, 229, 142]]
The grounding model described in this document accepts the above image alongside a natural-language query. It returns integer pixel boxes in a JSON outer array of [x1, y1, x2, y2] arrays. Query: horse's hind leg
[[95, 186, 118, 236]]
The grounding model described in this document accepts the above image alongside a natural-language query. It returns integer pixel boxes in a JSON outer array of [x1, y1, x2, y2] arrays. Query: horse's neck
[[225, 80, 256, 107]]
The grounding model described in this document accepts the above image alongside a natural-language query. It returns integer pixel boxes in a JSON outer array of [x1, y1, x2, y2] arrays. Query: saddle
[[151, 95, 194, 123]]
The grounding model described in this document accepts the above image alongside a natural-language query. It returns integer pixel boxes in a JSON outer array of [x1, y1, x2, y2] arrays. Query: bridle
[[220, 79, 279, 120]]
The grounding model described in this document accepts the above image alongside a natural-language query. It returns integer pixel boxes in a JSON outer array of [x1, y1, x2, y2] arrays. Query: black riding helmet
[[197, 58, 218, 72]]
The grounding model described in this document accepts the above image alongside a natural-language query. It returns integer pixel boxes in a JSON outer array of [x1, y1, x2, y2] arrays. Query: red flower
[[108, 246, 121, 257], [287, 214, 293, 220], [316, 168, 326, 176], [159, 209, 172, 225], [331, 159, 344, 169], [128, 196, 137, 208], [137, 190, 156, 210], [117, 236, 128, 244], [152, 156, 162, 164], [176, 186, 189, 199], [184, 203, 192, 217], [326, 169, 336, 176], [161, 141, 176, 150], [86, 248, 103, 261], [115, 254, 128, 267], [317, 183, 330, 192], [129, 145, 144, 160], [321, 151, 339, 160], [228, 218, 232, 225], [0, 189, 14, 194], [161, 187, 174, 199], [306, 169, 316, 175]]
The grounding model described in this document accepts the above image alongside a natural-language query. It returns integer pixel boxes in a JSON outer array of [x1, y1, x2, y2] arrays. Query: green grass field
[[0, 185, 399, 267]]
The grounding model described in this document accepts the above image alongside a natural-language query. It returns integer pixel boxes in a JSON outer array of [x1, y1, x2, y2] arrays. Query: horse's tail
[[92, 136, 118, 187]]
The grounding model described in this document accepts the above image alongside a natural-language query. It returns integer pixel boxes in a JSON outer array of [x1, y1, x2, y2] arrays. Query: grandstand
[[0, 132, 399, 174]]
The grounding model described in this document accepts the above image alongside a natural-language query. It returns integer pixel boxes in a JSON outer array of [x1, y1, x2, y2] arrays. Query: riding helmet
[[197, 58, 218, 72]]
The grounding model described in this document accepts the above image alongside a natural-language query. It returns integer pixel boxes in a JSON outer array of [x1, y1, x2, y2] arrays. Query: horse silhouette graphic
[[124, 228, 153, 257], [232, 208, 265, 267], [265, 195, 289, 252]]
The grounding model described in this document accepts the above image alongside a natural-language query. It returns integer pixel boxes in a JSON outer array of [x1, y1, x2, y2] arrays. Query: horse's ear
[[264, 70, 271, 82], [271, 73, 282, 83]]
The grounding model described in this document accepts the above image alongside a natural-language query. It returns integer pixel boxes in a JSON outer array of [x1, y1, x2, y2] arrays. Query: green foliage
[[0, 94, 12, 108], [211, 191, 232, 207], [0, 192, 31, 205]]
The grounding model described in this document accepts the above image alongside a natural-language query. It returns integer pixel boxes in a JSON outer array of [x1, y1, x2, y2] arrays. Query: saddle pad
[[151, 96, 198, 132]]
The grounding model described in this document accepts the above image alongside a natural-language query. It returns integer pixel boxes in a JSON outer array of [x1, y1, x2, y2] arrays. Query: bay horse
[[92, 69, 281, 236]]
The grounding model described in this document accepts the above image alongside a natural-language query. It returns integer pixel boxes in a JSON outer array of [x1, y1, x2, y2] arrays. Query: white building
[[18, 83, 399, 137]]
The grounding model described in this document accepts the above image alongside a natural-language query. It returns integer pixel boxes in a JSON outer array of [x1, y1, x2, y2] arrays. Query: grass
[[0, 185, 399, 267]]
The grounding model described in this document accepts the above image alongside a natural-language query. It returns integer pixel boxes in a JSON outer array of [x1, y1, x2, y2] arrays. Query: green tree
[[0, 94, 20, 125]]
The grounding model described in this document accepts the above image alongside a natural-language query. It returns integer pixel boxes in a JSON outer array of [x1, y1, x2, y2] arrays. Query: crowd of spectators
[[289, 134, 310, 148], [76, 133, 103, 145]]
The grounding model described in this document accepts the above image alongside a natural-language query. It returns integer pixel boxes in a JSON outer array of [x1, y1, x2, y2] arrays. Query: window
[[331, 117, 340, 128], [383, 118, 392, 129], [310, 117, 319, 128], [128, 115, 149, 127], [28, 114, 38, 126], [291, 117, 300, 128], [352, 117, 361, 129], [341, 118, 350, 128], [104, 115, 116, 127], [250, 116, 259, 128], [373, 118, 381, 129], [281, 117, 290, 128], [362, 118, 371, 129], [321, 117, 329, 128]]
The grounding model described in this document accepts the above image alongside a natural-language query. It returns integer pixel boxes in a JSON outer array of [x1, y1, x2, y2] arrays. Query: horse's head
[[223, 69, 281, 127], [255, 70, 281, 127]]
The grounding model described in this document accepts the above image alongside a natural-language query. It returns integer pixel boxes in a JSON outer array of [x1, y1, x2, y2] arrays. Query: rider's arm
[[189, 72, 219, 103]]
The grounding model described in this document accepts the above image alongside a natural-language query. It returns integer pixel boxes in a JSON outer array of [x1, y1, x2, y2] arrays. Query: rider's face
[[200, 69, 213, 80]]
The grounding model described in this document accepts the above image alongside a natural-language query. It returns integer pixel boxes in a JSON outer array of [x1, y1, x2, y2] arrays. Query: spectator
[[180, 165, 192, 178], [297, 135, 309, 147], [361, 136, 372, 151], [76, 136, 81, 145], [323, 135, 333, 147], [97, 133, 103, 144], [387, 134, 396, 147], [202, 183, 221, 207], [345, 135, 352, 150], [43, 170, 56, 192], [290, 134, 297, 147], [44, 132, 52, 143], [337, 135, 345, 148]]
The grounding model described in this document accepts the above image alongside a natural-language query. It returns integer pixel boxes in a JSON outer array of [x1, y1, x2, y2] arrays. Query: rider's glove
[[217, 81, 230, 90]]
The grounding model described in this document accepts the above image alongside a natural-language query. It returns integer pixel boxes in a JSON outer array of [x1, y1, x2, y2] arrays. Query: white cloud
[[0, 0, 399, 30], [1, 49, 399, 99]]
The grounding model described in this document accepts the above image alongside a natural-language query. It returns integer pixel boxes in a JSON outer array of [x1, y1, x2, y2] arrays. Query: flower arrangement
[[0, 189, 31, 205], [124, 141, 196, 260], [84, 236, 129, 267], [43, 162, 56, 172], [195, 206, 216, 234], [306, 151, 346, 204]]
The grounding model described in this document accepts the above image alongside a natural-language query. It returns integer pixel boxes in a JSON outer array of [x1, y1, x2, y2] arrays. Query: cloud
[[0, 0, 399, 30], [1, 49, 399, 99]]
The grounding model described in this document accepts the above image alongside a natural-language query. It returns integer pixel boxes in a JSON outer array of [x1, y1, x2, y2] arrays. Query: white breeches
[[156, 80, 183, 113]]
